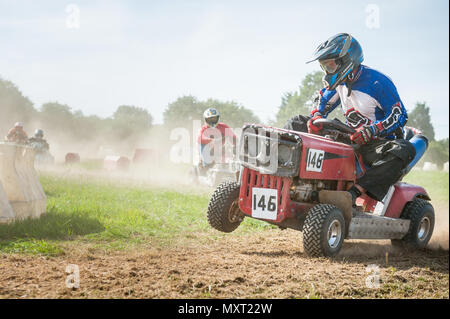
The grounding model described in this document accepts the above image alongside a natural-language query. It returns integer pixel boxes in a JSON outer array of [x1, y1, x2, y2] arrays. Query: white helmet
[[203, 108, 220, 128], [14, 122, 23, 128]]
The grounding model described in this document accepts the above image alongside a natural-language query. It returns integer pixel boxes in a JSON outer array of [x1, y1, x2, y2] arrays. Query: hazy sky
[[0, 0, 448, 138]]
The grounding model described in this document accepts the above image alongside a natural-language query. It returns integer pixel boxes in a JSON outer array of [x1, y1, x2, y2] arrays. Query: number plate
[[251, 187, 278, 220], [306, 149, 325, 172]]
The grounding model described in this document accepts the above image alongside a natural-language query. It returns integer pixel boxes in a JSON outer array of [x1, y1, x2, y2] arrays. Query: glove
[[307, 109, 323, 134], [350, 125, 377, 145]]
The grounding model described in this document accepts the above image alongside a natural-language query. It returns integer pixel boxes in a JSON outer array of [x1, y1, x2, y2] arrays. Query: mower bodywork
[[207, 122, 434, 256]]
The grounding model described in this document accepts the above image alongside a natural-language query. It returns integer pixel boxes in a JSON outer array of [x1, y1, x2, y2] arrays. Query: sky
[[0, 0, 448, 139]]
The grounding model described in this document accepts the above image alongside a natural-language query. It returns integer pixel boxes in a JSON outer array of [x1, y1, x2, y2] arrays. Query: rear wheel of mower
[[207, 181, 244, 233], [391, 198, 434, 250], [302, 204, 345, 257]]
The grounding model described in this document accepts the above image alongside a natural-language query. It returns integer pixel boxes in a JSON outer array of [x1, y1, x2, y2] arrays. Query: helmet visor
[[319, 58, 340, 74], [205, 116, 219, 127]]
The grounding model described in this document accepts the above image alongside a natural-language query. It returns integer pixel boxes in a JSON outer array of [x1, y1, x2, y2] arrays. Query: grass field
[[0, 168, 448, 298], [403, 170, 449, 203], [0, 171, 273, 256]]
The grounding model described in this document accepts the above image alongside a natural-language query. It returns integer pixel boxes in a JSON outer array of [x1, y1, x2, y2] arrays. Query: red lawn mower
[[206, 119, 434, 257]]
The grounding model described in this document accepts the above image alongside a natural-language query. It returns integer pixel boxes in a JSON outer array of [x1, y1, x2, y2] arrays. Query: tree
[[420, 138, 449, 169], [407, 102, 435, 141], [39, 102, 76, 133], [163, 95, 260, 129], [203, 98, 260, 128], [163, 96, 205, 129], [1, 77, 160, 155], [276, 71, 325, 126], [0, 77, 37, 134], [112, 105, 153, 139]]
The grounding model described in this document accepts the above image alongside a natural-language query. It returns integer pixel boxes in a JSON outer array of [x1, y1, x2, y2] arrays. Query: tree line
[[0, 77, 258, 146], [0, 73, 447, 168]]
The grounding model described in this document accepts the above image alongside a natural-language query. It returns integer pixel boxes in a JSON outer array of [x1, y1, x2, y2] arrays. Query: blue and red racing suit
[[285, 65, 417, 201], [314, 65, 407, 139]]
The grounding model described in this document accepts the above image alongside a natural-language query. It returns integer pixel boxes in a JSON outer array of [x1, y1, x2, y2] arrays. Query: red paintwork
[[356, 194, 378, 213], [238, 167, 292, 223], [288, 201, 316, 216], [356, 154, 367, 178], [65, 153, 80, 164], [384, 182, 429, 218], [237, 125, 429, 224], [104, 156, 130, 171], [299, 133, 356, 181]]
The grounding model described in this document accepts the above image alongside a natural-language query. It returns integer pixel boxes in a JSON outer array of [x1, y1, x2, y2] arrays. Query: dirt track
[[0, 229, 448, 299]]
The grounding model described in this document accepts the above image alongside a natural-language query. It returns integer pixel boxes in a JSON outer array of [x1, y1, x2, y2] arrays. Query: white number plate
[[306, 149, 325, 172], [252, 187, 278, 220]]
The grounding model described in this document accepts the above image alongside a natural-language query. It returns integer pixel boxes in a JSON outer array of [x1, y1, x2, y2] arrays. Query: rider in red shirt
[[197, 108, 236, 169], [6, 122, 28, 144]]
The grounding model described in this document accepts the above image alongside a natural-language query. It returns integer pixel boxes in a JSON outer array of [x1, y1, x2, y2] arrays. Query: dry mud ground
[[0, 229, 448, 299]]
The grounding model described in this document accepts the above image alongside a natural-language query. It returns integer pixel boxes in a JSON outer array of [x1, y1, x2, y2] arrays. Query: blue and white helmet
[[307, 33, 364, 90], [203, 108, 220, 128], [34, 129, 44, 138]]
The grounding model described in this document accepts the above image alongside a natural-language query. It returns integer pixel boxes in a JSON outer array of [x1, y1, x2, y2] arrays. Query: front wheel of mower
[[302, 204, 345, 257], [207, 181, 244, 233], [391, 198, 435, 250]]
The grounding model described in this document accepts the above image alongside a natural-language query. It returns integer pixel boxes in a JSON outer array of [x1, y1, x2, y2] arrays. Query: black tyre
[[391, 198, 434, 250], [214, 173, 235, 188], [302, 204, 345, 257], [207, 181, 244, 233]]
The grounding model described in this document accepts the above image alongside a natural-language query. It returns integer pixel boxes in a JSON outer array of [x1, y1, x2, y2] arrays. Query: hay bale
[[0, 143, 46, 221], [423, 162, 438, 171], [132, 148, 155, 164], [104, 156, 130, 171]]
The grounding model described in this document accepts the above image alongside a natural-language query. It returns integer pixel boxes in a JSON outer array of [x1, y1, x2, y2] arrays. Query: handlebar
[[313, 118, 356, 134], [311, 118, 361, 151]]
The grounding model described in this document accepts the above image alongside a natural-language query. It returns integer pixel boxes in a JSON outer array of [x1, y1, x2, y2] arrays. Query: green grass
[[75, 159, 104, 171], [0, 172, 271, 255], [0, 239, 64, 256], [403, 170, 449, 203], [0, 170, 446, 256]]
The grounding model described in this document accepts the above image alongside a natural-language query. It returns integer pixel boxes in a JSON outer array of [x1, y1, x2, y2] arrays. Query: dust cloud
[[31, 121, 201, 191], [429, 204, 449, 251], [24, 118, 448, 252]]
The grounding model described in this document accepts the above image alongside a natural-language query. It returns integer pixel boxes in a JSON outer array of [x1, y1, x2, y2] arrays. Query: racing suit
[[285, 65, 416, 201], [6, 127, 28, 144], [28, 137, 50, 153], [197, 122, 237, 168]]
